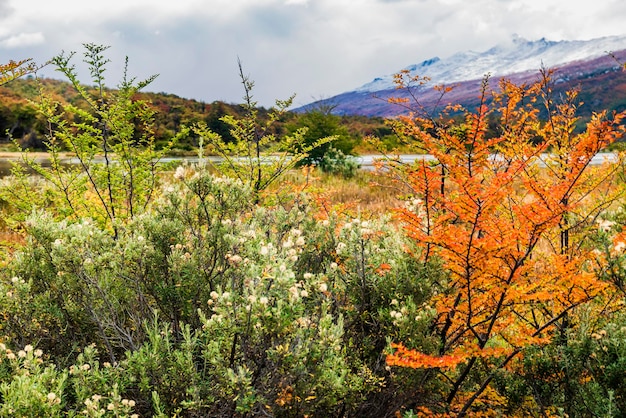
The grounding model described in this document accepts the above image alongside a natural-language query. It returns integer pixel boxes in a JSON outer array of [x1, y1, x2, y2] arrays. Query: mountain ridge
[[300, 35, 626, 117]]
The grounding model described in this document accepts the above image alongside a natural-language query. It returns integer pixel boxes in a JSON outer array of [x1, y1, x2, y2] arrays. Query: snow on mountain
[[354, 34, 626, 93]]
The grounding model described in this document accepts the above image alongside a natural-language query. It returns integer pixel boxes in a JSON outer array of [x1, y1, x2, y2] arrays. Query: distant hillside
[[0, 77, 275, 151], [0, 77, 389, 153]]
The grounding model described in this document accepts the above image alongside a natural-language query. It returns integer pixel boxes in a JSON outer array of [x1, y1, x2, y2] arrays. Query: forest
[[0, 45, 626, 417]]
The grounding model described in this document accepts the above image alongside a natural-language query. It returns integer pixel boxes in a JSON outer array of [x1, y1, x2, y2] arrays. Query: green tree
[[4, 44, 180, 237], [288, 107, 356, 166]]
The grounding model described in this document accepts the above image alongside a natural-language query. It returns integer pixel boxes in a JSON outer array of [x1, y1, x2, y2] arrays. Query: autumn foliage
[[4, 51, 626, 417], [386, 70, 626, 416]]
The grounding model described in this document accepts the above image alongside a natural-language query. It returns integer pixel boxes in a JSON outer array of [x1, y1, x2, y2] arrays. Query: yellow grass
[[268, 167, 408, 217]]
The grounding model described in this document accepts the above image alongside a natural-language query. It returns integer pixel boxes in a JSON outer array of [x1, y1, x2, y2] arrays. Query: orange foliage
[[0, 59, 38, 86], [386, 70, 626, 416]]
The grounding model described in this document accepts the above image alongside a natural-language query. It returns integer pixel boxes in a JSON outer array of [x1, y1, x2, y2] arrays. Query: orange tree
[[385, 70, 626, 416], [0, 59, 38, 87]]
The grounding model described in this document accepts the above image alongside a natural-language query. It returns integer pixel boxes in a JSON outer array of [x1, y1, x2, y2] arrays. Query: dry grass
[[269, 167, 409, 217]]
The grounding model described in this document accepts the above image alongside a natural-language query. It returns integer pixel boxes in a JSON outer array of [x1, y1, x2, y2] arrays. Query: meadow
[[1, 48, 626, 418]]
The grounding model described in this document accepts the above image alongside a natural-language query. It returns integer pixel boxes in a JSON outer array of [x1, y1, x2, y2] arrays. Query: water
[[0, 152, 619, 177], [0, 156, 59, 177]]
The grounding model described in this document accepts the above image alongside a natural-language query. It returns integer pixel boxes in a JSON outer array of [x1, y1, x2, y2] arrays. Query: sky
[[1, 0, 626, 108]]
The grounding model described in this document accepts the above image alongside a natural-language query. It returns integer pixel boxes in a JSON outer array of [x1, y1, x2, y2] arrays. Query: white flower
[[295, 236, 305, 247], [47, 392, 57, 402], [174, 165, 186, 180], [210, 291, 219, 300], [24, 344, 33, 352], [390, 310, 403, 320], [282, 240, 294, 249], [17, 350, 26, 358], [597, 219, 616, 232], [615, 241, 626, 253], [300, 289, 308, 298], [319, 283, 328, 292], [260, 246, 269, 256], [289, 286, 300, 300], [259, 296, 269, 305], [329, 262, 338, 271]]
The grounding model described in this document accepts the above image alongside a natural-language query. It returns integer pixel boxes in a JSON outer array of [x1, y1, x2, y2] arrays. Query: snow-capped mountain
[[299, 35, 626, 116], [355, 35, 626, 93]]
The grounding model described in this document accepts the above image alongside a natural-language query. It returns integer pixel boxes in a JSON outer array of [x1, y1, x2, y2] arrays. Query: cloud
[[1, 0, 625, 107], [0, 32, 45, 48], [0, 0, 12, 16]]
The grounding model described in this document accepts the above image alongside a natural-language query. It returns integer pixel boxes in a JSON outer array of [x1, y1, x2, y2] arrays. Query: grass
[[268, 167, 408, 217]]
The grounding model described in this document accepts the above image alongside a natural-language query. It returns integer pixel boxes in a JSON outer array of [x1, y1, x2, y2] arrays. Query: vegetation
[[0, 74, 391, 155], [1, 46, 626, 418], [386, 70, 626, 416]]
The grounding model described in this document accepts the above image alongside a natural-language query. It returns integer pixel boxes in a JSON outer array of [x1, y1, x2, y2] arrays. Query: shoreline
[[0, 152, 72, 159]]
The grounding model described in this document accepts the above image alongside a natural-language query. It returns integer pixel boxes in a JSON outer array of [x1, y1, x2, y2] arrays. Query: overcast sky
[[1, 0, 626, 107]]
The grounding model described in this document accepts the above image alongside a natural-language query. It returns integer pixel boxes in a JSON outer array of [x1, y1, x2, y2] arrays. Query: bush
[[318, 147, 360, 178], [0, 164, 443, 416]]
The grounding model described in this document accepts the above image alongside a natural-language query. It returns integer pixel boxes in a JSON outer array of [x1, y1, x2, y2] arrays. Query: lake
[[0, 153, 619, 177]]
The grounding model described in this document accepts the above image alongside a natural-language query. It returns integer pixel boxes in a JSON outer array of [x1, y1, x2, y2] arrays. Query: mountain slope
[[301, 35, 626, 117]]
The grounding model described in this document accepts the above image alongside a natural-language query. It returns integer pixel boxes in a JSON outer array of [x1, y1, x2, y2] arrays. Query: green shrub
[[318, 147, 360, 178], [0, 165, 444, 416]]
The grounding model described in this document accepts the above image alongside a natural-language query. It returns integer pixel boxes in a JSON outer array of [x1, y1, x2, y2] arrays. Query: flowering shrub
[[0, 343, 66, 417], [0, 163, 442, 416]]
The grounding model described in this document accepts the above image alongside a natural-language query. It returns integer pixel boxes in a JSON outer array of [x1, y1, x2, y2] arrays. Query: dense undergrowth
[[2, 47, 626, 418]]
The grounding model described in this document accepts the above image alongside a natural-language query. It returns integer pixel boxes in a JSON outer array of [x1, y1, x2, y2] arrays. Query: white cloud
[[0, 32, 44, 48], [1, 0, 625, 107]]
